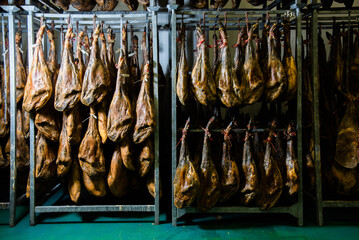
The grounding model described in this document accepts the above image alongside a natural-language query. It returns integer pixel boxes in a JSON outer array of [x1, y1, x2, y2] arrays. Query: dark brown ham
[[197, 117, 220, 211], [283, 19, 298, 101], [130, 31, 140, 97], [97, 0, 118, 11], [176, 24, 191, 107], [121, 0, 138, 10], [234, 27, 245, 85], [97, 31, 110, 144], [65, 103, 82, 145], [68, 155, 82, 203], [240, 121, 259, 205], [334, 98, 359, 169], [349, 31, 359, 93], [193, 0, 207, 8], [70, 0, 97, 11], [56, 114, 72, 177], [265, 23, 287, 102], [83, 171, 107, 197], [191, 25, 217, 106], [216, 22, 242, 107], [284, 123, 299, 196], [83, 29, 91, 67], [22, 109, 30, 139], [23, 25, 52, 112], [35, 133, 57, 181], [138, 137, 154, 177], [257, 122, 283, 209], [107, 50, 133, 143], [174, 119, 200, 209], [75, 31, 86, 84], [15, 26, 26, 103], [219, 122, 240, 202], [81, 25, 110, 106], [107, 27, 117, 92], [107, 144, 128, 197], [210, 0, 228, 9], [55, 27, 81, 112], [35, 27, 61, 142], [78, 106, 106, 178], [120, 136, 135, 171], [54, 0, 70, 10], [0, 56, 9, 137], [242, 23, 264, 105], [133, 63, 155, 144], [5, 108, 29, 171]]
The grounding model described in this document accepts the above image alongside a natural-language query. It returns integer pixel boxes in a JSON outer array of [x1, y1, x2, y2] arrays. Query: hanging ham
[[121, 0, 138, 10], [174, 119, 200, 209], [257, 122, 283, 209], [68, 155, 82, 203], [78, 106, 106, 178], [265, 23, 287, 102], [70, 0, 97, 11], [65, 103, 82, 145], [234, 27, 245, 85], [242, 23, 264, 105], [107, 144, 128, 197], [35, 26, 61, 142], [5, 108, 29, 171], [137, 137, 154, 177], [191, 24, 217, 106], [35, 133, 57, 181], [107, 50, 133, 143], [54, 0, 70, 10], [197, 117, 220, 211], [240, 121, 259, 205], [97, 0, 118, 11], [23, 25, 52, 112], [219, 121, 240, 202], [133, 62, 155, 144], [55, 26, 81, 112], [120, 135, 135, 171], [107, 27, 117, 92], [129, 31, 140, 98], [15, 25, 26, 103], [56, 114, 72, 177], [176, 24, 191, 107], [75, 31, 86, 84], [83, 171, 107, 197], [0, 57, 9, 138], [284, 123, 299, 197], [216, 22, 242, 107], [283, 19, 297, 101], [81, 25, 110, 106]]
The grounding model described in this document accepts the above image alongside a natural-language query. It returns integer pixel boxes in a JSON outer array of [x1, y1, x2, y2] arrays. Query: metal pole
[[1, 14, 8, 124], [25, 7, 37, 226], [8, 7, 17, 228], [170, 6, 177, 227], [311, 1, 323, 226], [151, 10, 160, 226], [295, 1, 303, 227]]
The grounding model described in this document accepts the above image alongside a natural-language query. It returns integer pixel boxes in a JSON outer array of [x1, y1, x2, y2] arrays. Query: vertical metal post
[[295, 2, 303, 227], [152, 11, 160, 226], [311, 2, 323, 226], [170, 8, 177, 227], [26, 8, 36, 226], [8, 8, 17, 228]]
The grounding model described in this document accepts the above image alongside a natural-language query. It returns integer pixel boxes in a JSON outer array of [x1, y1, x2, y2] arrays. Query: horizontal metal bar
[[34, 12, 151, 19], [323, 201, 359, 208], [35, 205, 155, 213], [318, 8, 359, 15], [179, 204, 299, 217], [177, 16, 288, 23], [44, 20, 150, 25], [0, 202, 9, 209], [181, 128, 287, 133], [176, 9, 294, 15]]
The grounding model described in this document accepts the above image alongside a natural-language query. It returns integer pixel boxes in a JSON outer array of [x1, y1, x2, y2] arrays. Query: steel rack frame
[[20, 3, 161, 226], [0, 7, 30, 227], [308, 3, 359, 226], [168, 1, 304, 227]]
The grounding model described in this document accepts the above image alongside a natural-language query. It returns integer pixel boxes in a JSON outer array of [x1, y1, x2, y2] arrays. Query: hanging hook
[[245, 12, 249, 34], [101, 21, 104, 33], [93, 15, 97, 31], [40, 15, 44, 26], [237, 19, 240, 32], [67, 15, 70, 26]]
